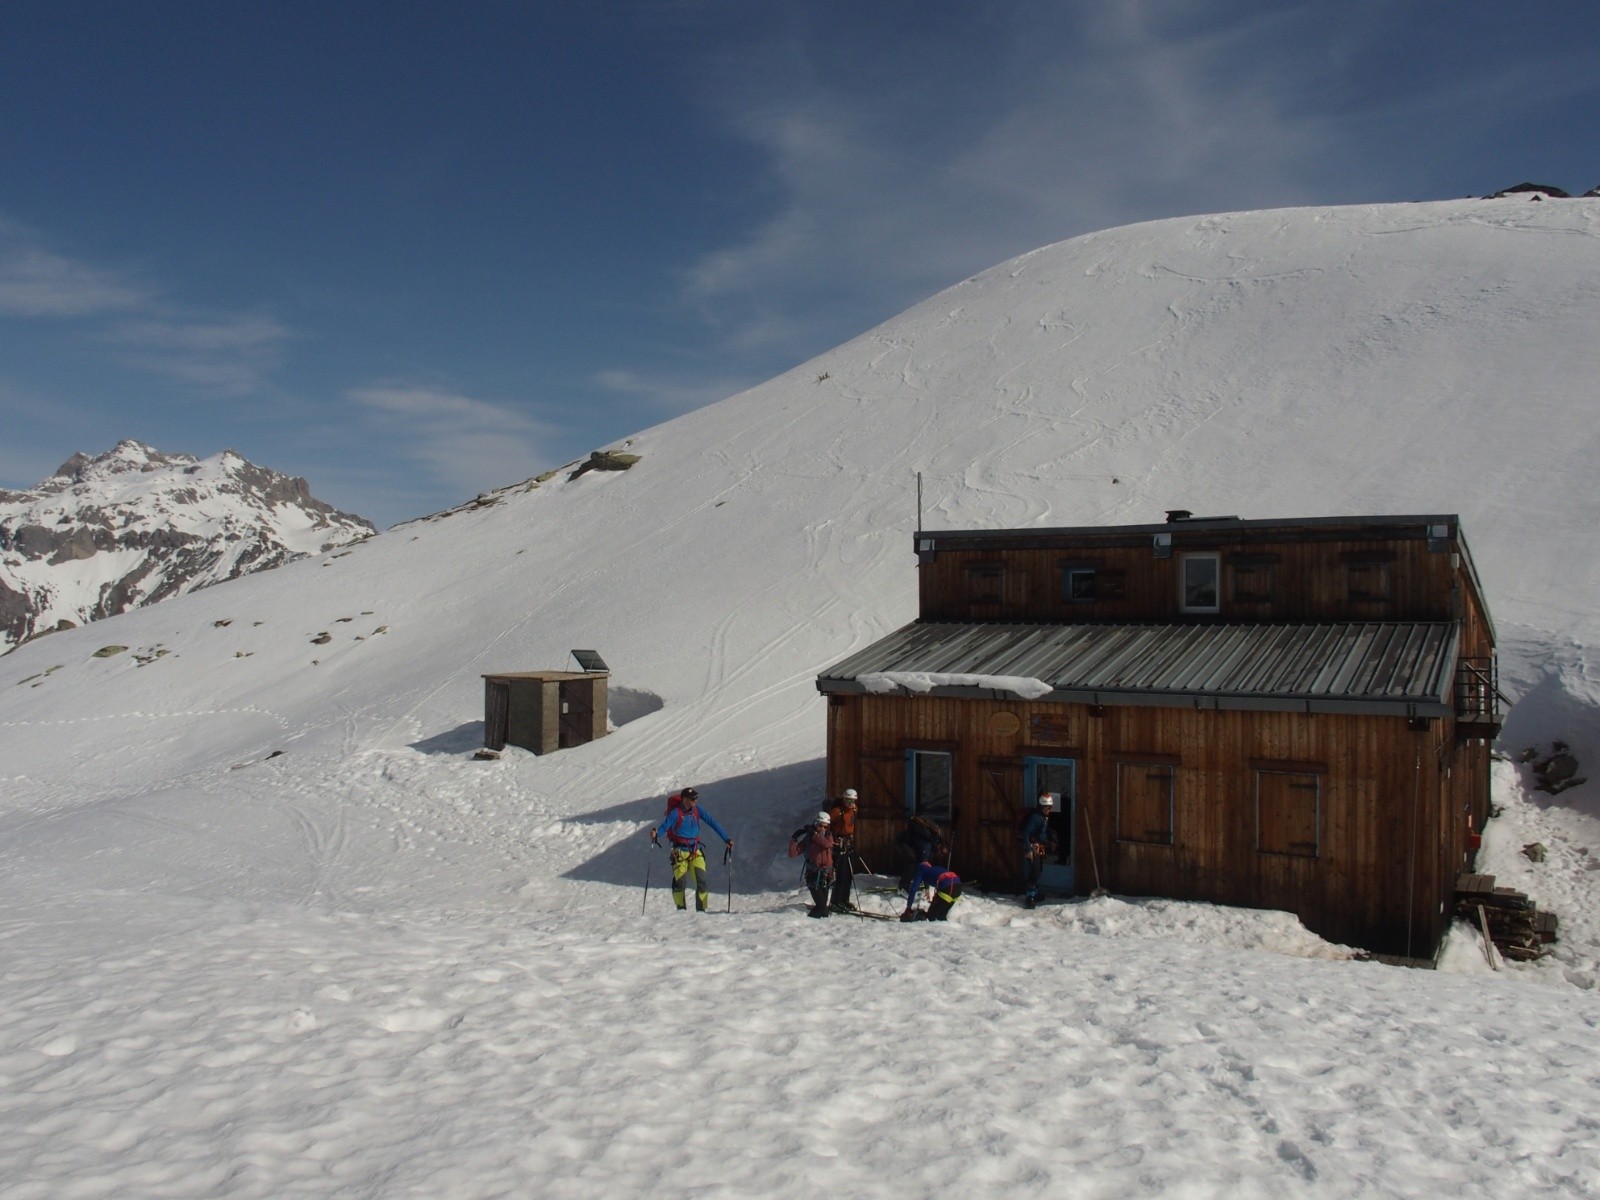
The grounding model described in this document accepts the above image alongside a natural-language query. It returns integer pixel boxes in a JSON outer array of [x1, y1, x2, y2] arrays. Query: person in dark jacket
[[790, 811, 836, 918], [895, 815, 947, 890], [651, 788, 733, 913], [1020, 790, 1057, 908], [903, 859, 962, 922], [826, 789, 859, 912]]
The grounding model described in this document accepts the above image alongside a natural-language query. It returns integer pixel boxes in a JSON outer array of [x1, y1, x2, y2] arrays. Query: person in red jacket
[[789, 811, 836, 918]]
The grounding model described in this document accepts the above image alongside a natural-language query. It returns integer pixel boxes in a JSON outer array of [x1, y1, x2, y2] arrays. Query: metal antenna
[[916, 471, 923, 534]]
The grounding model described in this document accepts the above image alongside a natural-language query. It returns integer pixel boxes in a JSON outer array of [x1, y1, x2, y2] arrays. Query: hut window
[[1063, 566, 1097, 603], [1346, 560, 1391, 602], [1115, 761, 1174, 845], [965, 562, 1004, 605], [1180, 553, 1220, 613], [1256, 768, 1320, 857], [1229, 556, 1276, 605], [907, 750, 954, 824]]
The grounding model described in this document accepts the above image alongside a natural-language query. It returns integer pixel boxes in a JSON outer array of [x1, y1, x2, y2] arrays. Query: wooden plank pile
[[1455, 873, 1559, 962]]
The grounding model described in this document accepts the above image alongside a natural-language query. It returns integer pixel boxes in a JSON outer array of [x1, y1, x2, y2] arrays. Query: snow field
[[3, 892, 1597, 1200]]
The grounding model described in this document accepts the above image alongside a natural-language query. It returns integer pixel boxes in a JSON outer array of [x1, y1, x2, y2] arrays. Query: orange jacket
[[827, 803, 857, 839]]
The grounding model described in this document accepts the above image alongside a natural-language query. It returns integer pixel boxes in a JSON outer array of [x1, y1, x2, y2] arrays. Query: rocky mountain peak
[[1, 442, 374, 651]]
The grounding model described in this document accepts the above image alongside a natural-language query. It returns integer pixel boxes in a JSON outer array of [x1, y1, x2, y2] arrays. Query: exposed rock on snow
[[0, 439, 373, 651]]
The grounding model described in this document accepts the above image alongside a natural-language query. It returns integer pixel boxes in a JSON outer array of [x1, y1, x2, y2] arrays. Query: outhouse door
[[1025, 756, 1076, 895], [558, 679, 593, 749], [485, 680, 511, 751]]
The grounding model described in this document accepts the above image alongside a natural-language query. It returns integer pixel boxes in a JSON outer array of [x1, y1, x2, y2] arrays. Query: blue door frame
[[1024, 757, 1076, 894]]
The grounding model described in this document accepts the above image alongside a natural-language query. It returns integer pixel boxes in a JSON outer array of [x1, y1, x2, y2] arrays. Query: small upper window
[[965, 562, 1004, 605], [1180, 553, 1220, 613], [1064, 567, 1097, 603], [1347, 560, 1391, 603], [1229, 556, 1276, 605]]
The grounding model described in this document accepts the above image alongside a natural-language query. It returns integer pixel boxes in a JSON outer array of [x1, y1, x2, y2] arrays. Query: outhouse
[[483, 650, 610, 754]]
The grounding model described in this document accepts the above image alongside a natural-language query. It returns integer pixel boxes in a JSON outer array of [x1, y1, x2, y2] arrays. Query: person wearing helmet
[[1020, 790, 1057, 908], [787, 810, 836, 918], [826, 788, 860, 912], [651, 787, 733, 913]]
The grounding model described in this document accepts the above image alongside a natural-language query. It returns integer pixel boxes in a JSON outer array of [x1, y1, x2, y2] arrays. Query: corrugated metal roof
[[816, 621, 1460, 716]]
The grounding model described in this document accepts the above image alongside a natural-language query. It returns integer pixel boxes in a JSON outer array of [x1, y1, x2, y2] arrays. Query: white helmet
[[843, 788, 858, 801], [1040, 793, 1055, 808], [816, 811, 831, 825]]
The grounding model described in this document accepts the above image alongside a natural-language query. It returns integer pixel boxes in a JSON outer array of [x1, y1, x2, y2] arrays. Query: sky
[[1, 1, 1597, 528]]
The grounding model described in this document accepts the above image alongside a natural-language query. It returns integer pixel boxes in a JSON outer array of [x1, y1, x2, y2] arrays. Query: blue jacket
[[1021, 808, 1054, 852], [655, 806, 731, 848], [906, 861, 960, 900]]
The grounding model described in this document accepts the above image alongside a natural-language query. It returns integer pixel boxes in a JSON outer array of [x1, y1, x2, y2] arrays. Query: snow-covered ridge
[[0, 438, 373, 650]]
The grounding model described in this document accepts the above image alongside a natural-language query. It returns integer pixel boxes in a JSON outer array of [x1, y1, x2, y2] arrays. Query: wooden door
[[559, 679, 593, 748], [853, 753, 906, 878], [484, 681, 510, 750], [975, 758, 1023, 893]]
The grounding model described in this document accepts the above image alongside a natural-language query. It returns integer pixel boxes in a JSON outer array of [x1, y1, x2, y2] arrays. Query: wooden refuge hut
[[816, 513, 1501, 959], [483, 650, 610, 755]]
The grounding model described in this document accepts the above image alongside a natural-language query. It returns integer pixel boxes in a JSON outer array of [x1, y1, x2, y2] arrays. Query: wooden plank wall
[[827, 691, 1453, 956], [920, 533, 1466, 626]]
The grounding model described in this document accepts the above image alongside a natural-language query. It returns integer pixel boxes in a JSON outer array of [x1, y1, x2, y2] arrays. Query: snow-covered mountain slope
[[3, 198, 1600, 1198], [0, 439, 374, 651]]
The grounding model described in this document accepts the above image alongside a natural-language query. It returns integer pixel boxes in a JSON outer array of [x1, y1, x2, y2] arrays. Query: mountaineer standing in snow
[[651, 787, 733, 913], [902, 859, 962, 922], [789, 811, 836, 918], [826, 788, 859, 912], [1020, 791, 1056, 908]]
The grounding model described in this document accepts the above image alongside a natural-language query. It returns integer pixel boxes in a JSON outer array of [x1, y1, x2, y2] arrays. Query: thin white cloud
[[593, 368, 757, 411], [349, 385, 551, 497], [0, 215, 296, 396], [101, 315, 294, 394], [0, 224, 149, 317]]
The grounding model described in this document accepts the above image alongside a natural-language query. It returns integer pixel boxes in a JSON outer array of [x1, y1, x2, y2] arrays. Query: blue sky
[[2, 1, 1596, 527]]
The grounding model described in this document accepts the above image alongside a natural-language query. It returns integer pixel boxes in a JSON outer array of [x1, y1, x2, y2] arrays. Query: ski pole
[[723, 842, 734, 914], [643, 839, 658, 915]]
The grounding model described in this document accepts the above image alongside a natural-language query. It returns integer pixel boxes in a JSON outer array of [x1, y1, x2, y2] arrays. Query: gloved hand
[[725, 839, 735, 852], [650, 831, 660, 846]]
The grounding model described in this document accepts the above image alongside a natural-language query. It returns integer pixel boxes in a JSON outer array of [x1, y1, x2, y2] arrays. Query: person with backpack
[[788, 811, 835, 918], [902, 859, 962, 922], [826, 788, 859, 912], [650, 787, 733, 913], [1020, 790, 1057, 909], [894, 815, 947, 890]]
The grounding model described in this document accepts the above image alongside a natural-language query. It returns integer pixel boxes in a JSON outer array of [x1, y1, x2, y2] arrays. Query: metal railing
[[1455, 656, 1502, 722]]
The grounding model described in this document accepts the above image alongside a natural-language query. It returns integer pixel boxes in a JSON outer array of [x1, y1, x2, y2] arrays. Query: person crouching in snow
[[903, 860, 962, 922], [650, 787, 733, 913], [789, 811, 836, 918]]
